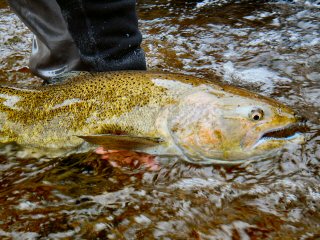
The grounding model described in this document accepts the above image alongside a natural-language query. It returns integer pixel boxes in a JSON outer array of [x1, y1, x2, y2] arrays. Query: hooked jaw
[[191, 119, 308, 165], [192, 125, 305, 165], [247, 122, 306, 150], [172, 121, 306, 166]]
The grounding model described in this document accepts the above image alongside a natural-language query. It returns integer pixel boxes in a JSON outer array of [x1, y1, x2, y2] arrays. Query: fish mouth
[[259, 122, 308, 141]]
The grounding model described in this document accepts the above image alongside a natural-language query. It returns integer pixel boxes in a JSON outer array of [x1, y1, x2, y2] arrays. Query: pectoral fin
[[77, 134, 164, 150]]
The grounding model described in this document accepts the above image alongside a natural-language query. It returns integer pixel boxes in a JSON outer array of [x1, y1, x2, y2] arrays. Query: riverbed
[[0, 0, 319, 239]]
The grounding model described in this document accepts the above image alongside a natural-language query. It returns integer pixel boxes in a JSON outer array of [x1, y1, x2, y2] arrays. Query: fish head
[[168, 86, 305, 164]]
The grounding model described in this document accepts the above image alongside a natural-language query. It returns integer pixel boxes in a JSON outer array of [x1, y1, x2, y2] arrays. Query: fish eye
[[250, 108, 264, 121]]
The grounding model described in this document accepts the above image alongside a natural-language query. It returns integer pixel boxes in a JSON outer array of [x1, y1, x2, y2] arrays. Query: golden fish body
[[0, 71, 302, 164]]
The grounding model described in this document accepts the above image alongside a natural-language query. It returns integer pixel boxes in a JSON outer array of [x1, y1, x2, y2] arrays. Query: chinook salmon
[[0, 71, 304, 164]]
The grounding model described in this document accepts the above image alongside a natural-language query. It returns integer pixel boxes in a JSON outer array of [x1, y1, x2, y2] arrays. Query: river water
[[0, 0, 319, 239]]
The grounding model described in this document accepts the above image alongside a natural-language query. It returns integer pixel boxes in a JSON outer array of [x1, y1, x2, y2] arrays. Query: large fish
[[0, 71, 303, 164]]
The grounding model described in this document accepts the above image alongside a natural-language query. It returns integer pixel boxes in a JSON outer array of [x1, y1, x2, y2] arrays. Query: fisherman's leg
[[56, 0, 147, 71], [8, 0, 84, 79], [56, 0, 150, 169]]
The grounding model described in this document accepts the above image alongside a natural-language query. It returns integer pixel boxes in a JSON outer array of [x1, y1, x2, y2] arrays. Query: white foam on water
[[301, 87, 320, 107], [306, 72, 320, 81], [287, 208, 303, 222], [0, 162, 16, 171], [134, 214, 152, 225], [223, 61, 291, 93], [205, 221, 256, 240], [17, 201, 38, 211], [94, 223, 107, 232], [308, 187, 320, 200], [196, 0, 234, 8], [244, 11, 275, 21], [90, 187, 146, 208], [247, 185, 270, 195], [0, 230, 39, 240], [275, 0, 320, 7], [169, 177, 224, 190], [271, 17, 281, 26], [153, 220, 186, 238], [243, 15, 257, 21], [47, 230, 77, 239]]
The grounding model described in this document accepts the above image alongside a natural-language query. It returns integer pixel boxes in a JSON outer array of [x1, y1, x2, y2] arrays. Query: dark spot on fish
[[214, 130, 223, 141]]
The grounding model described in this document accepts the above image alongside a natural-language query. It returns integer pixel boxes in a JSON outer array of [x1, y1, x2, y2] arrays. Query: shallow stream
[[0, 0, 319, 239]]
